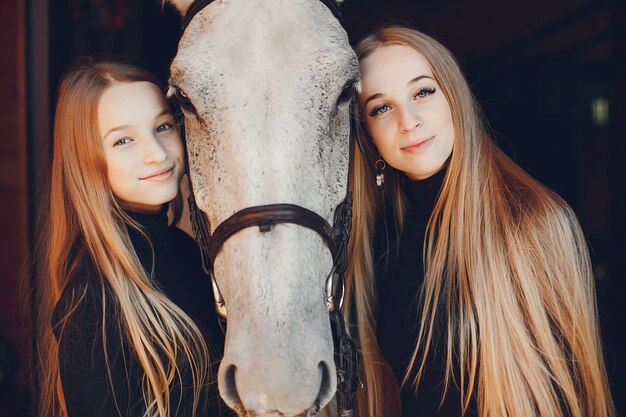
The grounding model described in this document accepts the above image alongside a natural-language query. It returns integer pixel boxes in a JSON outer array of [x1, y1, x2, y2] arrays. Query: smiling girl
[[37, 58, 225, 417], [347, 26, 614, 417]]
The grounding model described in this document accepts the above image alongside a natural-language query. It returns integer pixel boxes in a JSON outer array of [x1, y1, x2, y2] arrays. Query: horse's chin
[[230, 391, 336, 417], [234, 410, 310, 417]]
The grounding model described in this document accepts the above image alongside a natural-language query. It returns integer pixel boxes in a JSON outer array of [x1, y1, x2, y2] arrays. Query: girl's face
[[99, 81, 184, 213], [359, 44, 454, 181]]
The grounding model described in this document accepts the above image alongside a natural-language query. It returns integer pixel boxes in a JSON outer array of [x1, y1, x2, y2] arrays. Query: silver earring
[[375, 158, 386, 190]]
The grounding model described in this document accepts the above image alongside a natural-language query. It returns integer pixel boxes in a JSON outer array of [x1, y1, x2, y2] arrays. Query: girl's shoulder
[[166, 226, 206, 270], [51, 265, 115, 340], [168, 226, 201, 254]]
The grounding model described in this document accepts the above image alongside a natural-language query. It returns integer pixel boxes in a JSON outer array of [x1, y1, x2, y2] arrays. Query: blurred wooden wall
[[0, 0, 31, 415]]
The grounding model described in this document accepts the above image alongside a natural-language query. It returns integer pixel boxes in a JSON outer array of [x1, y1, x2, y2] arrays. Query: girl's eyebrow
[[407, 75, 435, 86], [103, 109, 171, 139], [363, 93, 382, 107], [363, 75, 435, 107], [103, 124, 132, 140]]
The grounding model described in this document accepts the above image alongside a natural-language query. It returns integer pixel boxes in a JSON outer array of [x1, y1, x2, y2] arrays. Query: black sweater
[[52, 209, 232, 417], [375, 169, 478, 417]]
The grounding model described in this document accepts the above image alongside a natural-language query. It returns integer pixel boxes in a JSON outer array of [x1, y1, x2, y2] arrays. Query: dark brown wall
[[609, 0, 626, 412], [0, 0, 31, 415]]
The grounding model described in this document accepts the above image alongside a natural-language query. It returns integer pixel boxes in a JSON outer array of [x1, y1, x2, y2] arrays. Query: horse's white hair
[[167, 0, 358, 416]]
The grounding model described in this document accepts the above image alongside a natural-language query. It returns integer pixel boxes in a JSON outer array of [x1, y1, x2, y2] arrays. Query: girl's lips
[[140, 166, 174, 181], [401, 136, 435, 153]]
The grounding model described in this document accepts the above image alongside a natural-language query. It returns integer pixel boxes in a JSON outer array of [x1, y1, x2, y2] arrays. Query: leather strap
[[181, 0, 216, 32], [207, 203, 337, 265]]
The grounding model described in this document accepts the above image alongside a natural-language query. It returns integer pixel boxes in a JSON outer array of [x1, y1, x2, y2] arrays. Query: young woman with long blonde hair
[[37, 58, 226, 417], [346, 26, 614, 417]]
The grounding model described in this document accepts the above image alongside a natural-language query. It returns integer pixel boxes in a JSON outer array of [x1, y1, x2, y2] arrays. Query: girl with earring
[[347, 26, 614, 417]]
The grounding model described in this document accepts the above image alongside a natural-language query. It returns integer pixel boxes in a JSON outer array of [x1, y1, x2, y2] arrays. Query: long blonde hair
[[37, 58, 209, 417], [346, 26, 614, 417]]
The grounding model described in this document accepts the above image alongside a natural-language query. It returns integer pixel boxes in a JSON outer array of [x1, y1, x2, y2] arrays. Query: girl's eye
[[370, 104, 391, 117], [156, 122, 174, 133], [414, 87, 436, 99], [113, 137, 131, 147]]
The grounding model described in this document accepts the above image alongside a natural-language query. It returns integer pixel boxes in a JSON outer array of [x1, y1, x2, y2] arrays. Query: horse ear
[[163, 0, 195, 15]]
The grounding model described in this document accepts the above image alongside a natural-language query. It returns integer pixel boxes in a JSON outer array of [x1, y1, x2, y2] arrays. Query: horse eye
[[336, 79, 357, 107], [170, 86, 197, 114]]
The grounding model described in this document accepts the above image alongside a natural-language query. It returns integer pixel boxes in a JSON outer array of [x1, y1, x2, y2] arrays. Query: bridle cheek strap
[[180, 0, 216, 32]]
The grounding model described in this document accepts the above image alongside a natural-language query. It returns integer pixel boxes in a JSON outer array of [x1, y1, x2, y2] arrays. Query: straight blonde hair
[[37, 58, 209, 417], [346, 26, 614, 417]]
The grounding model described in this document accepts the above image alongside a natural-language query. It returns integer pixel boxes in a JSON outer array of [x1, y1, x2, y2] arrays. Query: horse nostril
[[319, 361, 332, 402], [219, 363, 243, 411], [308, 361, 334, 417]]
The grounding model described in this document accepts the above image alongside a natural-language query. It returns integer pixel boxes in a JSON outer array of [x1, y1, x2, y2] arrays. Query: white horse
[[166, 1, 358, 416]]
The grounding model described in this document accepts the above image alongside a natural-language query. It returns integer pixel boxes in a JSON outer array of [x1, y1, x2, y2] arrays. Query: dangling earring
[[375, 158, 386, 191]]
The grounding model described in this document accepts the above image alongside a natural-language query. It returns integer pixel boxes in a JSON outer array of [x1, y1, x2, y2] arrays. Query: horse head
[[166, 1, 357, 415]]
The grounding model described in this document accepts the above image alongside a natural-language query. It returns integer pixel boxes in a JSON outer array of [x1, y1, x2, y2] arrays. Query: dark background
[[0, 0, 623, 416]]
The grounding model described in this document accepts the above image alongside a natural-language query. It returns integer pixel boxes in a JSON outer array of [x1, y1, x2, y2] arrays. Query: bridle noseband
[[178, 0, 363, 415], [188, 199, 352, 317]]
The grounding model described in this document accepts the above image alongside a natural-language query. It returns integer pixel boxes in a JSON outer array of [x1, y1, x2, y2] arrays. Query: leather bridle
[[177, 1, 362, 415]]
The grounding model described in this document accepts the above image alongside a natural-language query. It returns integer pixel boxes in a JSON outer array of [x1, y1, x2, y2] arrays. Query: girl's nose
[[398, 103, 422, 133], [143, 135, 168, 164]]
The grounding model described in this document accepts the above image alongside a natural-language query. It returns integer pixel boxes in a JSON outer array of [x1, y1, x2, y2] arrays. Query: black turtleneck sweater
[[52, 209, 233, 417], [375, 168, 477, 417]]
